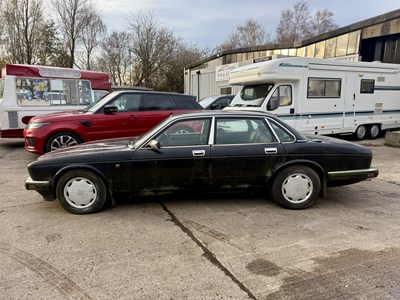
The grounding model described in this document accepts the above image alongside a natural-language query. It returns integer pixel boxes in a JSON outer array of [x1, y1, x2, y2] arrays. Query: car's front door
[[88, 93, 142, 140], [130, 118, 212, 193], [210, 117, 286, 188]]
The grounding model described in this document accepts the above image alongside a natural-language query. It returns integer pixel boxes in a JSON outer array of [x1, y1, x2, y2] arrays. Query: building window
[[325, 37, 337, 58], [305, 44, 315, 57], [307, 78, 341, 98], [220, 87, 232, 95], [336, 34, 349, 57], [347, 31, 361, 54], [315, 41, 326, 58], [360, 79, 375, 93]]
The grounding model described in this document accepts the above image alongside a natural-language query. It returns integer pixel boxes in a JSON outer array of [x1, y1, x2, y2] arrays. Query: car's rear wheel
[[354, 125, 367, 140], [45, 131, 82, 153], [271, 165, 320, 209], [56, 170, 107, 214], [368, 124, 380, 139]]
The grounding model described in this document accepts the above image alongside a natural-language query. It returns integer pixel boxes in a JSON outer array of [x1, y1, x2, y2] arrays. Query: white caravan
[[227, 57, 400, 139]]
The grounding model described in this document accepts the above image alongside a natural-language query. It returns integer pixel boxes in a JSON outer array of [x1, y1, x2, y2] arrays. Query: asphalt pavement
[[0, 137, 399, 300]]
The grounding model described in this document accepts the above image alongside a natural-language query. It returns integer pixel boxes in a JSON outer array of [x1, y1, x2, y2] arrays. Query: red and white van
[[0, 64, 111, 138]]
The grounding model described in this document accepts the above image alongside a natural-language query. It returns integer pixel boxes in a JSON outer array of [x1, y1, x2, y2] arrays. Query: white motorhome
[[227, 57, 400, 139]]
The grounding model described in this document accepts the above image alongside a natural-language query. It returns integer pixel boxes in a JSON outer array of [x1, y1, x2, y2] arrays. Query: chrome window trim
[[265, 117, 297, 143]]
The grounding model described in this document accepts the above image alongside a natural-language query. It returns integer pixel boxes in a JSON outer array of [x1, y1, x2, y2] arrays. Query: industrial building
[[184, 9, 400, 99]]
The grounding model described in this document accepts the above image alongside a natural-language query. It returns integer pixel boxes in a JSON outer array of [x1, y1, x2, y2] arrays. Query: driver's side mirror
[[267, 97, 279, 111], [104, 105, 118, 114], [147, 139, 160, 150]]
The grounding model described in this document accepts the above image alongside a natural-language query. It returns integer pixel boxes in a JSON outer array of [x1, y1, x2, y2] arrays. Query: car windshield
[[229, 84, 274, 107], [199, 96, 218, 108], [81, 92, 120, 113]]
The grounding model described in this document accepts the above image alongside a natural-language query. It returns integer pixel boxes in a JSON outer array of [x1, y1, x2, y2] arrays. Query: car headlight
[[27, 122, 53, 129]]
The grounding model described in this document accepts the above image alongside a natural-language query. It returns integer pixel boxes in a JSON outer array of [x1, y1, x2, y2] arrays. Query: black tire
[[368, 124, 380, 139], [271, 165, 321, 209], [45, 131, 82, 153], [354, 125, 367, 140], [56, 170, 107, 214]]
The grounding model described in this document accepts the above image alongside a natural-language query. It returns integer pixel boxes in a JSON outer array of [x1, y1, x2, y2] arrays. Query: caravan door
[[299, 76, 345, 135]]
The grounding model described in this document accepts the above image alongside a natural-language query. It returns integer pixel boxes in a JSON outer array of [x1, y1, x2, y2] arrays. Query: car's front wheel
[[271, 165, 321, 209], [56, 170, 107, 214], [45, 131, 82, 153]]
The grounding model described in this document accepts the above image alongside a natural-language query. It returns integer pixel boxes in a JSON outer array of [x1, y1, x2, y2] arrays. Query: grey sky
[[98, 0, 400, 47]]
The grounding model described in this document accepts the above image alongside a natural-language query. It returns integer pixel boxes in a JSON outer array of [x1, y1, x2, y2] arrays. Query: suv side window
[[108, 93, 141, 112], [142, 94, 176, 111], [171, 94, 201, 109]]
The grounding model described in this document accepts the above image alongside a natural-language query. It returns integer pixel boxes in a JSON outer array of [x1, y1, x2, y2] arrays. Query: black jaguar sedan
[[25, 111, 378, 214]]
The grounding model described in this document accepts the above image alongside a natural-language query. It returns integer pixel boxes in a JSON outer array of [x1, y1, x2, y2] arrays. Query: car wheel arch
[[53, 165, 111, 197], [44, 130, 84, 153], [270, 160, 326, 188]]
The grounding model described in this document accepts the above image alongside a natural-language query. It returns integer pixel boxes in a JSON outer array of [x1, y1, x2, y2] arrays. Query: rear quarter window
[[142, 94, 177, 111], [172, 95, 202, 110]]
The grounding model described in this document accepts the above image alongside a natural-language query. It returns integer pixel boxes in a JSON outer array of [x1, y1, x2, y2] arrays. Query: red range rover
[[24, 90, 202, 154]]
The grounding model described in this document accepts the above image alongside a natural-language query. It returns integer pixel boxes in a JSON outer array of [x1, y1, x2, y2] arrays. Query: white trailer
[[227, 57, 400, 139]]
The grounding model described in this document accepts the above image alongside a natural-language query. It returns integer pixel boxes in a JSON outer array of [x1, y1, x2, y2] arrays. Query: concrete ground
[[0, 137, 399, 300]]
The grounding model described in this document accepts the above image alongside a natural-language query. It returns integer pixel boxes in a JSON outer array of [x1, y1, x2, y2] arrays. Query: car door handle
[[192, 150, 205, 157], [264, 147, 277, 154]]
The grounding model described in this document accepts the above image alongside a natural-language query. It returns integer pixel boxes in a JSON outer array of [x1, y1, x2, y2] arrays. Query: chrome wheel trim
[[282, 173, 313, 204], [63, 177, 97, 209], [51, 135, 79, 151]]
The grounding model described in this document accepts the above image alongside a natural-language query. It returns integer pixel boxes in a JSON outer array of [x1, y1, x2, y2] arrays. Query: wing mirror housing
[[104, 105, 118, 114], [147, 139, 160, 150], [267, 97, 279, 111]]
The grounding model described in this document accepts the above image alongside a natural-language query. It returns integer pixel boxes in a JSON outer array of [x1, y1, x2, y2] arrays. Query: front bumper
[[25, 177, 55, 201], [327, 168, 379, 181]]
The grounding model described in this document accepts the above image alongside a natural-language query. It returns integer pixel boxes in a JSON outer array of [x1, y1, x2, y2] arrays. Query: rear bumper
[[25, 177, 55, 201], [327, 168, 379, 181]]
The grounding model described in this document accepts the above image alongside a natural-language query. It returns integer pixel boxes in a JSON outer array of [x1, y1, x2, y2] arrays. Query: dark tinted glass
[[172, 94, 202, 109], [142, 94, 176, 111]]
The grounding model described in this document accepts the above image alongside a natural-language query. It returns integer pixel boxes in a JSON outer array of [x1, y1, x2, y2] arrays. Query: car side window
[[215, 118, 276, 144], [268, 119, 295, 142], [142, 94, 176, 111], [108, 93, 141, 112], [171, 95, 201, 109], [153, 118, 211, 147]]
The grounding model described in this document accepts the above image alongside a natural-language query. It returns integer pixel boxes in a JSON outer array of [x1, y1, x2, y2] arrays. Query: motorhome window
[[16, 77, 93, 106], [360, 79, 375, 93], [271, 85, 292, 106], [240, 84, 273, 106], [307, 78, 341, 98]]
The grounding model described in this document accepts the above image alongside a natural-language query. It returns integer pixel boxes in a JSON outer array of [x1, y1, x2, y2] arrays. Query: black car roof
[[110, 90, 195, 97]]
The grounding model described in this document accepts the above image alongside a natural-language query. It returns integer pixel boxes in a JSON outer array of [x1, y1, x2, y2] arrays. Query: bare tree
[[81, 14, 106, 70], [276, 1, 338, 44], [128, 10, 179, 87], [1, 0, 47, 64], [97, 31, 132, 86], [218, 18, 272, 51], [52, 0, 98, 68], [156, 42, 208, 92], [311, 9, 339, 36]]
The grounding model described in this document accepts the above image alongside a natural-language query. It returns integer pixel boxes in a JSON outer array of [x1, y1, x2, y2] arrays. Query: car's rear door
[[210, 117, 286, 188]]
